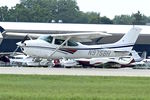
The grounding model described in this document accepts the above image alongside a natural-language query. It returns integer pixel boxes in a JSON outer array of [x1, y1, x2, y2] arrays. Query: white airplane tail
[[112, 27, 142, 51]]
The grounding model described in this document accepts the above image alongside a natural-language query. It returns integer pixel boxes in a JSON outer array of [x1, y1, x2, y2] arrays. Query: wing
[[0, 22, 108, 34], [0, 25, 111, 42], [5, 32, 41, 38]]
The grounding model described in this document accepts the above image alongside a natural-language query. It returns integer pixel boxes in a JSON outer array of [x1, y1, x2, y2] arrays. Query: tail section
[[0, 26, 4, 44], [112, 27, 142, 51], [0, 26, 6, 36]]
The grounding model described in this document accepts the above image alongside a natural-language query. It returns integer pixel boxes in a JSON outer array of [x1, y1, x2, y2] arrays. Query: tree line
[[0, 0, 150, 25]]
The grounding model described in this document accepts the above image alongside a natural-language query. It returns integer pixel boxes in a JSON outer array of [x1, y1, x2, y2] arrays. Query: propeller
[[16, 34, 32, 47], [21, 34, 32, 43], [12, 34, 32, 57]]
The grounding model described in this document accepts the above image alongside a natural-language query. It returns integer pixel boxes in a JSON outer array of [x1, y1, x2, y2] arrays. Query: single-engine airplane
[[16, 27, 141, 60]]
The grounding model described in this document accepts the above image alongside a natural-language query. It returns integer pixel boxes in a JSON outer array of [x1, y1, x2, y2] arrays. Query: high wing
[[2, 31, 111, 42], [4, 32, 41, 38], [0, 25, 111, 42], [0, 22, 108, 34], [50, 32, 111, 42], [0, 26, 41, 38]]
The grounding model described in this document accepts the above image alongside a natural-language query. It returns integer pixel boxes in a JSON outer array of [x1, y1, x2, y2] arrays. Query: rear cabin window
[[68, 40, 78, 46]]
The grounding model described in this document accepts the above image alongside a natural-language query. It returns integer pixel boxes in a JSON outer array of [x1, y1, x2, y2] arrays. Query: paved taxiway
[[1, 67, 150, 77]]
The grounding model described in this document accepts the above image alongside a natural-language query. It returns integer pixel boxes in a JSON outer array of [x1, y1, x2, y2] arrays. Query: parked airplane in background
[[15, 27, 141, 60], [131, 51, 147, 66], [77, 56, 134, 68], [10, 54, 49, 67], [52, 59, 80, 68], [76, 50, 146, 68]]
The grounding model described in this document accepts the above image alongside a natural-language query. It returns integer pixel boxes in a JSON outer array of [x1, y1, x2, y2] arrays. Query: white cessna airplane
[[16, 27, 141, 59]]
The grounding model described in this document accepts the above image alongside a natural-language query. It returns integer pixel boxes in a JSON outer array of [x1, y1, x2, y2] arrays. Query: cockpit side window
[[55, 39, 65, 45], [54, 39, 78, 46], [68, 40, 78, 46]]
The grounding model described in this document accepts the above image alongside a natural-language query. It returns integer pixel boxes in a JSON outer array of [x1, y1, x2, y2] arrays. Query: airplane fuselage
[[19, 39, 129, 59]]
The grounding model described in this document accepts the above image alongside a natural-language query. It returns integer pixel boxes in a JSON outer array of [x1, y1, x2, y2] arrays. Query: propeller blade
[[21, 34, 32, 43]]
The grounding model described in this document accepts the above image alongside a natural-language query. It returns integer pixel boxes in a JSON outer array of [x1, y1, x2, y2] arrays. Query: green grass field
[[0, 75, 150, 100]]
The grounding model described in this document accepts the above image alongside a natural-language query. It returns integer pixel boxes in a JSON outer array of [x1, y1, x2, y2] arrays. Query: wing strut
[[49, 36, 71, 58]]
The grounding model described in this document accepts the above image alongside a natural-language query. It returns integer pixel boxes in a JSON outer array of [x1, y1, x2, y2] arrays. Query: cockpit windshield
[[38, 35, 53, 43]]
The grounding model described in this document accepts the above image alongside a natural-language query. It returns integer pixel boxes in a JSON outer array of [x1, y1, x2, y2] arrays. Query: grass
[[0, 75, 150, 100]]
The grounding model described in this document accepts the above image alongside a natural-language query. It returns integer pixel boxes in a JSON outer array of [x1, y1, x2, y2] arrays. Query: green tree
[[12, 4, 31, 22], [20, 0, 56, 22], [70, 11, 89, 23], [84, 12, 100, 24], [56, 0, 80, 23], [0, 6, 9, 21], [113, 15, 134, 25], [19, 0, 80, 23], [132, 11, 145, 25], [100, 16, 113, 24], [0, 0, 149, 24]]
